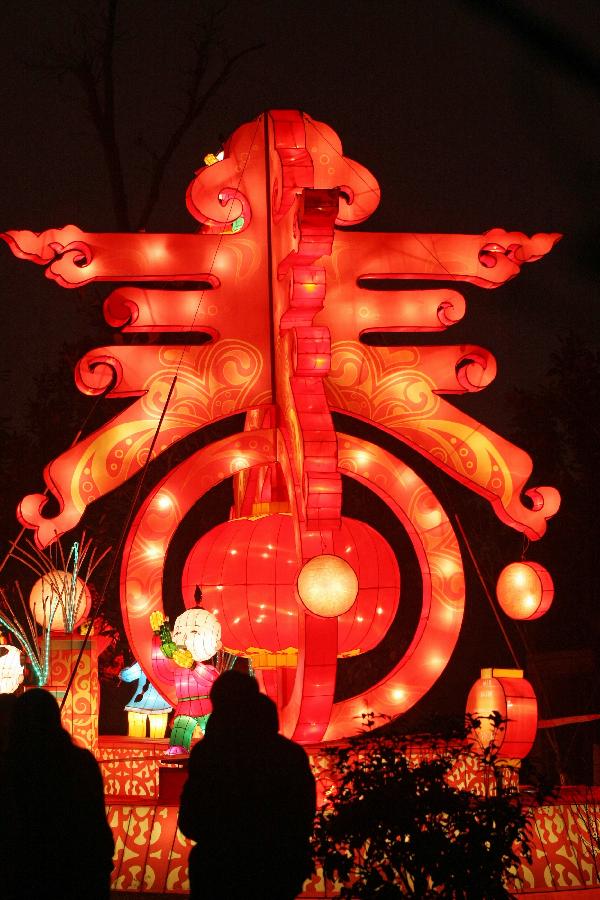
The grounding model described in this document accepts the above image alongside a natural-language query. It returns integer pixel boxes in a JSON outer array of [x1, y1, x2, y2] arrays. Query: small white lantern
[[173, 608, 222, 662], [0, 644, 24, 694]]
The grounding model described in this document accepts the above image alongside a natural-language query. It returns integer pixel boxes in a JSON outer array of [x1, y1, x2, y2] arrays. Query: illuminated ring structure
[[120, 429, 465, 742]]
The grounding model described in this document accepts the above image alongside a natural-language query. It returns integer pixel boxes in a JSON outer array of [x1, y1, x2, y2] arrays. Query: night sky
[[0, 1, 598, 765]]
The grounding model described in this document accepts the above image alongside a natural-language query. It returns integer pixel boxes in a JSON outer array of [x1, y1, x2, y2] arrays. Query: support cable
[[454, 513, 521, 668], [59, 115, 263, 709], [60, 374, 177, 710]]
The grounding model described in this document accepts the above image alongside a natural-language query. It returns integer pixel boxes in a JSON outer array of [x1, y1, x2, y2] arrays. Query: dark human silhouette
[[179, 670, 317, 900], [0, 688, 115, 900], [0, 691, 17, 756]]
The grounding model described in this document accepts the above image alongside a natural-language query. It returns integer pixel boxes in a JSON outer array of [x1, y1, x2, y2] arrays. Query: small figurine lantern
[[119, 661, 173, 739], [0, 641, 25, 694], [149, 586, 221, 755]]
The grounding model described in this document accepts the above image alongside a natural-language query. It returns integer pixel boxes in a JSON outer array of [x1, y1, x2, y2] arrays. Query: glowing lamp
[[0, 644, 24, 694], [29, 570, 92, 632], [496, 561, 554, 620], [297, 555, 358, 618], [466, 667, 537, 759], [182, 513, 399, 657], [172, 607, 222, 662]]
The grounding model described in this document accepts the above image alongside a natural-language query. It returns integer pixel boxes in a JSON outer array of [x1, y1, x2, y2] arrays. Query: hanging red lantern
[[496, 561, 554, 620], [182, 513, 399, 662], [466, 668, 537, 760]]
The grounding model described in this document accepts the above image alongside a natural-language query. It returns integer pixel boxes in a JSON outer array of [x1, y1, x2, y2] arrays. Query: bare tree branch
[[100, 0, 130, 229], [15, 1, 265, 231], [135, 40, 264, 230]]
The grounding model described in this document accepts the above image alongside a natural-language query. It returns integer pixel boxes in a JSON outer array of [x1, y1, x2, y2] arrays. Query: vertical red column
[[46, 635, 100, 752]]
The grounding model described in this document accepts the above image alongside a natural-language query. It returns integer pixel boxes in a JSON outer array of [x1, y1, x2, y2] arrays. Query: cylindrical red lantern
[[496, 561, 554, 620], [182, 513, 399, 658], [465, 668, 537, 759]]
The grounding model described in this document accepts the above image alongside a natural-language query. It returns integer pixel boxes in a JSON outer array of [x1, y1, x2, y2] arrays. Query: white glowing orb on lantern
[[0, 644, 24, 694], [496, 561, 554, 621], [297, 555, 359, 618], [29, 570, 92, 632], [173, 607, 222, 661]]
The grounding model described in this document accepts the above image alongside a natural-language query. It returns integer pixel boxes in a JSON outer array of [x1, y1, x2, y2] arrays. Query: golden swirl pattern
[[19, 340, 269, 547], [327, 342, 557, 538], [327, 342, 439, 423]]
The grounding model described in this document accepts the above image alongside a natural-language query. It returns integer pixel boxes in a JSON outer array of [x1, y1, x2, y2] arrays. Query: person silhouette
[[0, 688, 115, 900], [179, 670, 317, 900], [0, 691, 17, 758]]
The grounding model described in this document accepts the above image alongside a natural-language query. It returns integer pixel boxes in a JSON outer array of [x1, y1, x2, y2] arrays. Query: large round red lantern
[[496, 561, 554, 620], [466, 668, 537, 759], [182, 513, 399, 660]]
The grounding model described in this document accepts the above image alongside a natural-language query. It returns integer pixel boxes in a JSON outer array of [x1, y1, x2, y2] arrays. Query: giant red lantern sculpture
[[2, 110, 560, 744]]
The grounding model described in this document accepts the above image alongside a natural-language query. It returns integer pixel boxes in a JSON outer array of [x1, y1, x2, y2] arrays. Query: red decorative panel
[[103, 756, 600, 895], [98, 737, 167, 798], [108, 803, 189, 893], [47, 635, 100, 751], [513, 792, 600, 894]]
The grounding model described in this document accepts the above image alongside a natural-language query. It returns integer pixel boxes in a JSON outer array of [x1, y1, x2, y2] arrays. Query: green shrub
[[312, 725, 531, 898]]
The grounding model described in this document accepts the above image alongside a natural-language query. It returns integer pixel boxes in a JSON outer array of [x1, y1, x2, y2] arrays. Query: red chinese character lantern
[[466, 668, 537, 759], [2, 110, 562, 743], [496, 561, 554, 620]]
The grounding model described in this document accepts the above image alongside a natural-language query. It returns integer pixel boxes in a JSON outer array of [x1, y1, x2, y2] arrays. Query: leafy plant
[[312, 720, 531, 898]]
